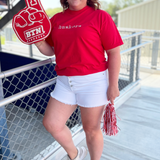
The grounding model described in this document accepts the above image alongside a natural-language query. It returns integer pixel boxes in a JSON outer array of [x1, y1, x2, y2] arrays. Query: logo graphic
[[12, 0, 51, 45]]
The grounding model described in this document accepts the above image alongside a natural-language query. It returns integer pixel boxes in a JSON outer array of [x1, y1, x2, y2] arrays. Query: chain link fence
[[118, 32, 146, 91], [0, 31, 152, 160], [119, 29, 160, 70], [0, 58, 81, 160], [141, 31, 160, 70]]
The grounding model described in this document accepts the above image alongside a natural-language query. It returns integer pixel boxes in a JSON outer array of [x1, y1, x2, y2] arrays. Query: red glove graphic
[[12, 0, 51, 45]]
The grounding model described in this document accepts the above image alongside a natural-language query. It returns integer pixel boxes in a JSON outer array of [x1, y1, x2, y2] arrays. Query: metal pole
[[136, 35, 142, 80], [7, 0, 10, 10], [29, 45, 33, 57], [0, 33, 2, 52], [9, 28, 12, 41], [0, 63, 11, 159], [0, 78, 56, 108], [151, 32, 160, 69], [0, 57, 55, 79], [129, 32, 136, 83]]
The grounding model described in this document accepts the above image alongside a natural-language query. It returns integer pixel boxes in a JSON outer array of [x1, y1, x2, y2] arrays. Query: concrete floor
[[62, 71, 160, 160]]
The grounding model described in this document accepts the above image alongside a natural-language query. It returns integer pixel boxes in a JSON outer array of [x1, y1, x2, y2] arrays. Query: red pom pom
[[102, 103, 119, 136]]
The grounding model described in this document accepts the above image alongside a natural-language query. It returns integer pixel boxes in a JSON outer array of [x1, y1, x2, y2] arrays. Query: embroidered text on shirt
[[58, 25, 82, 29]]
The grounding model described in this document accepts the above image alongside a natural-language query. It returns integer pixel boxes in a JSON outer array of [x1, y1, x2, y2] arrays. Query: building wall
[[118, 0, 160, 30]]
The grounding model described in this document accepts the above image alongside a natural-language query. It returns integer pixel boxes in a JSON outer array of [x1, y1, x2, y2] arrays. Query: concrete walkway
[[62, 72, 160, 160]]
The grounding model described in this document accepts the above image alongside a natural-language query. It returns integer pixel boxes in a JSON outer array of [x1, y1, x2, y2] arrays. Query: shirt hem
[[56, 68, 108, 76]]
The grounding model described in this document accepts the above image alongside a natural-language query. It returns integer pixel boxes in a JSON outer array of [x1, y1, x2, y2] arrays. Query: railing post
[[0, 33, 2, 52], [129, 33, 136, 83], [29, 45, 33, 57], [7, 0, 10, 10], [151, 31, 160, 69], [136, 34, 142, 80], [0, 63, 11, 160]]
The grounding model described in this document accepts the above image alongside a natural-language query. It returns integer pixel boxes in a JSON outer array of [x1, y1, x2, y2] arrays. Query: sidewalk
[[62, 72, 160, 160]]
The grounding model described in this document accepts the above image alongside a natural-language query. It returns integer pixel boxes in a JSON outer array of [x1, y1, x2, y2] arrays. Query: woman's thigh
[[80, 105, 105, 132], [43, 97, 77, 129]]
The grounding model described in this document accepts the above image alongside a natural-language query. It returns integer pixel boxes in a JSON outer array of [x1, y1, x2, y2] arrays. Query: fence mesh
[[2, 63, 56, 98], [0, 32, 145, 160], [0, 61, 82, 160], [4, 86, 55, 160], [141, 31, 160, 69], [119, 30, 160, 70], [119, 33, 141, 91], [119, 51, 138, 90]]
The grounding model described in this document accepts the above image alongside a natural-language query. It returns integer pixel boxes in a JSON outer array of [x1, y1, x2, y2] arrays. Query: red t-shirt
[[46, 6, 123, 76]]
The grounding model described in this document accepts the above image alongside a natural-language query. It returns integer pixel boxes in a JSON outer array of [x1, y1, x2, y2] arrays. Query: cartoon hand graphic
[[12, 0, 51, 45]]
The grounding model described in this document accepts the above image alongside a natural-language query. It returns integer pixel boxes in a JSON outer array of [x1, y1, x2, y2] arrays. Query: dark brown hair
[[60, 0, 100, 11]]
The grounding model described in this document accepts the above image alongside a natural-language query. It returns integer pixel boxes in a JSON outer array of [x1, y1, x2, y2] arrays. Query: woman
[[35, 0, 123, 159]]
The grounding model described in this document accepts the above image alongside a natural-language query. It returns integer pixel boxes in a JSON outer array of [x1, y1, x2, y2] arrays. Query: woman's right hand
[[34, 40, 55, 57], [35, 40, 45, 47]]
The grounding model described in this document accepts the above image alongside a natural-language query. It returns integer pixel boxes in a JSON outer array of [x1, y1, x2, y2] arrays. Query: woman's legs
[[43, 97, 78, 159], [80, 105, 105, 160]]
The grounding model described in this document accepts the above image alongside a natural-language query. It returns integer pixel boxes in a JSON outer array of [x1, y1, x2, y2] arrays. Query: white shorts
[[50, 70, 109, 108]]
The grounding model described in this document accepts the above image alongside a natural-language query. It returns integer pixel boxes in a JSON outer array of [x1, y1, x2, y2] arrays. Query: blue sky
[[41, 0, 111, 9]]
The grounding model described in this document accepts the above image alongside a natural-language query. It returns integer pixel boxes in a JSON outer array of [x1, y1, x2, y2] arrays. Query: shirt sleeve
[[100, 13, 123, 51], [45, 17, 54, 47]]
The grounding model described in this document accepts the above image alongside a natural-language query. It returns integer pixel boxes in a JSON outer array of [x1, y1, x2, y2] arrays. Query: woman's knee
[[43, 116, 64, 134], [42, 116, 53, 133], [83, 125, 100, 136]]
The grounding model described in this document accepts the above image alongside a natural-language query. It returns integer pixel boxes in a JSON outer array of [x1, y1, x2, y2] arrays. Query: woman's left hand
[[107, 85, 120, 105]]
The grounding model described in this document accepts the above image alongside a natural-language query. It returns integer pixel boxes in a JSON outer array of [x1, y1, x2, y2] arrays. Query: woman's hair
[[60, 0, 101, 11]]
